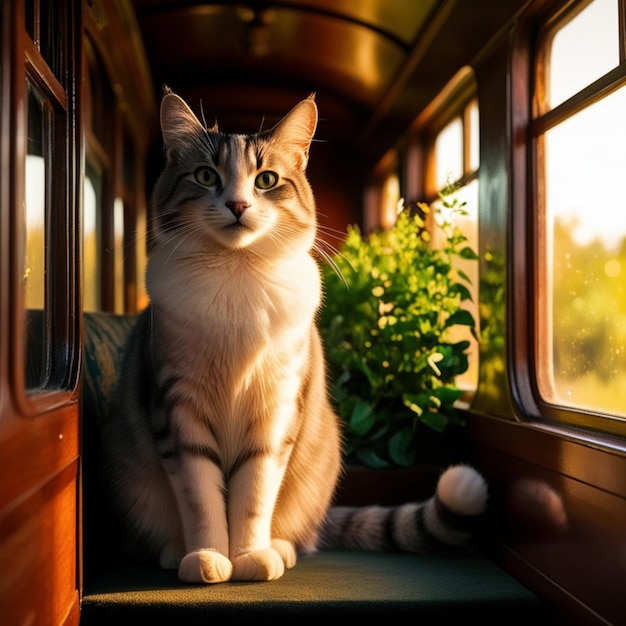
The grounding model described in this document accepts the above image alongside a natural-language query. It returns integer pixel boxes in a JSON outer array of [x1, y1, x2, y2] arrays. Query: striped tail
[[319, 465, 488, 552]]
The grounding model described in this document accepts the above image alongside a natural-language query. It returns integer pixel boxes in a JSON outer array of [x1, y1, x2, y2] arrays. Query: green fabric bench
[[81, 550, 546, 625], [80, 312, 550, 624]]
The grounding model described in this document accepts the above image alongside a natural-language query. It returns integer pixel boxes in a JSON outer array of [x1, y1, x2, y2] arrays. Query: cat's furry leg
[[179, 549, 233, 584], [158, 539, 185, 570]]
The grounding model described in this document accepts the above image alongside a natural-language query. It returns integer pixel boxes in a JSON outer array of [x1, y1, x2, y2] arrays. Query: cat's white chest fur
[[145, 245, 320, 462], [148, 245, 319, 375], [147, 246, 320, 337]]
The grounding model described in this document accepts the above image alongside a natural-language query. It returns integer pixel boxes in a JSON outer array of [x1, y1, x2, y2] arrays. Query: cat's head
[[151, 91, 318, 257]]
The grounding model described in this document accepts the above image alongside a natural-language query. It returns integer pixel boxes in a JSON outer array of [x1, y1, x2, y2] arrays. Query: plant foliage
[[318, 186, 478, 468]]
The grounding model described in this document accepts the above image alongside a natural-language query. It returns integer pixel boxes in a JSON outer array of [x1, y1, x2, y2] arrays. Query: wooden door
[[0, 1, 82, 625]]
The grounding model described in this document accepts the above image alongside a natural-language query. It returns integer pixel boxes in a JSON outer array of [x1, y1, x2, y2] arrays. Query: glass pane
[[434, 117, 463, 189], [380, 173, 400, 230], [430, 180, 479, 395], [541, 85, 626, 416], [135, 206, 149, 311], [25, 0, 35, 40], [24, 85, 48, 388], [83, 166, 101, 312], [467, 100, 479, 173], [24, 155, 46, 309], [113, 197, 125, 313], [39, 0, 67, 86], [548, 0, 619, 109]]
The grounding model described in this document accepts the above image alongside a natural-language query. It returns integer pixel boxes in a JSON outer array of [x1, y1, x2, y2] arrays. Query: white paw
[[178, 549, 233, 584], [231, 548, 285, 581], [271, 538, 297, 569], [437, 465, 488, 516]]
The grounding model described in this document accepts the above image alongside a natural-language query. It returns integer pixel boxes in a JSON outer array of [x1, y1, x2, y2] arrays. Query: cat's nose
[[225, 201, 250, 219]]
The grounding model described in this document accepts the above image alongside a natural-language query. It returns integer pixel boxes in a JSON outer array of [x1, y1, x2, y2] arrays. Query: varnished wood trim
[[468, 413, 626, 497], [467, 413, 626, 625], [0, 404, 80, 513], [24, 36, 68, 110]]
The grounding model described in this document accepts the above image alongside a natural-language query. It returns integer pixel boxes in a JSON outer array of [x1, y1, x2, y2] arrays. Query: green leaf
[[420, 411, 449, 432], [354, 448, 390, 469], [388, 427, 416, 467], [433, 385, 464, 405], [450, 282, 472, 302], [349, 400, 375, 435], [458, 246, 479, 260], [452, 339, 471, 352], [456, 269, 473, 286], [446, 309, 475, 327]]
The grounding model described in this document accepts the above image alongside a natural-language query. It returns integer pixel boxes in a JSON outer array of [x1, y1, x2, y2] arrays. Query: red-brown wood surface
[[0, 2, 81, 626], [0, 460, 80, 626], [468, 415, 626, 626]]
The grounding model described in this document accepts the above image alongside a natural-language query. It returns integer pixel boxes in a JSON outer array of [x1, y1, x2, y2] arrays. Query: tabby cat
[[100, 90, 488, 584]]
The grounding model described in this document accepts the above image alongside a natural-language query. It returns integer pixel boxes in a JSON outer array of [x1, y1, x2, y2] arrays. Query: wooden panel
[[0, 2, 81, 625], [0, 461, 80, 626], [333, 466, 440, 506], [0, 404, 79, 512], [468, 415, 626, 626]]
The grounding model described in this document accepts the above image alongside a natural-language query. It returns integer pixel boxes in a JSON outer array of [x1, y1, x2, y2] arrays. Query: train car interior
[[1, 0, 625, 624]]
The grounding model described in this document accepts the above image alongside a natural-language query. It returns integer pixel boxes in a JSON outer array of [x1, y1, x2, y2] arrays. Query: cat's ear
[[270, 95, 317, 170], [160, 93, 206, 160]]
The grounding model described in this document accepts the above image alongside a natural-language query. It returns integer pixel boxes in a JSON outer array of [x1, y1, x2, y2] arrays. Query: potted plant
[[318, 185, 478, 470]]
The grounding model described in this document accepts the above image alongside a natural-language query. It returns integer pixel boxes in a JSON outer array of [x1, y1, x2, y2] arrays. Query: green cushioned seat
[[81, 551, 546, 625], [80, 312, 550, 624]]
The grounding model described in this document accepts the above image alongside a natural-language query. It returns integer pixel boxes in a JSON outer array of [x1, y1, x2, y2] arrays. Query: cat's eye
[[194, 167, 219, 187], [255, 171, 278, 190]]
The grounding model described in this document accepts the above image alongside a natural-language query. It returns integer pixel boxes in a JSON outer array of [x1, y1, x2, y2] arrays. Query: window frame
[[512, 0, 626, 439], [12, 0, 82, 415], [419, 68, 479, 204]]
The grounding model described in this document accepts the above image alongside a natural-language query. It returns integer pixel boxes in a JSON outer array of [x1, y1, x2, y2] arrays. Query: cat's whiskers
[[151, 221, 208, 267], [314, 221, 348, 243], [262, 218, 312, 250], [312, 240, 349, 287]]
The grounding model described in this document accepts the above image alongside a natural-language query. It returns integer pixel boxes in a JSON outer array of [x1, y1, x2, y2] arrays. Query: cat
[[99, 90, 488, 584]]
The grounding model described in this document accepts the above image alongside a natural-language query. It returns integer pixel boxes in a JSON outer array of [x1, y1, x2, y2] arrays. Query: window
[[363, 150, 400, 233], [83, 162, 102, 312], [423, 73, 480, 396], [367, 69, 480, 399], [83, 36, 144, 314], [22, 1, 80, 394], [532, 0, 626, 433]]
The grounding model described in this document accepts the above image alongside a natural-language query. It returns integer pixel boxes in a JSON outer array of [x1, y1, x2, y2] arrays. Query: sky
[[546, 0, 626, 251]]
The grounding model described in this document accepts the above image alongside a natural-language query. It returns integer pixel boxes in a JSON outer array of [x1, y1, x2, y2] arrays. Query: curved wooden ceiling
[[130, 0, 527, 167]]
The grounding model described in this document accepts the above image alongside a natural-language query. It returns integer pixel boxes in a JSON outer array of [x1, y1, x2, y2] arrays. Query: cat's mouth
[[224, 220, 248, 230], [221, 219, 260, 247]]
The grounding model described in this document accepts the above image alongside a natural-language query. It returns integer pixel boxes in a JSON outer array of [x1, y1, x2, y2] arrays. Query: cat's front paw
[[231, 548, 285, 581], [271, 538, 297, 569], [178, 549, 233, 584]]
